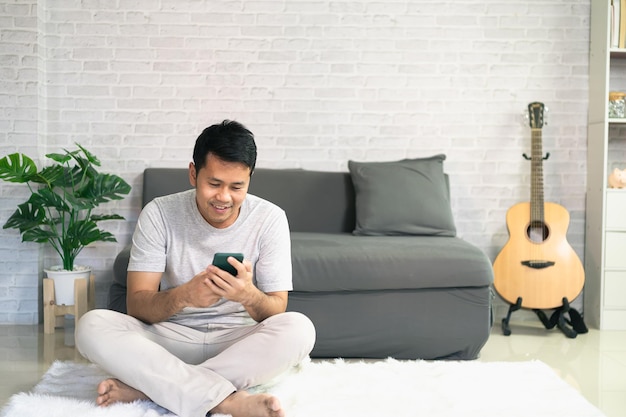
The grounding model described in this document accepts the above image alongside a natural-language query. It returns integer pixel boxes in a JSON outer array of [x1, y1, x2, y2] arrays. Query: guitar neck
[[530, 128, 545, 223]]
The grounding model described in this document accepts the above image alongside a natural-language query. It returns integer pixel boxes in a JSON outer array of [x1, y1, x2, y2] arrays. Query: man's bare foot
[[95, 378, 149, 407], [210, 391, 284, 417]]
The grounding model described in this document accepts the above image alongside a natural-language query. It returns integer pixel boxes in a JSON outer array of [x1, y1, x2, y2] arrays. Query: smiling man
[[76, 120, 316, 417]]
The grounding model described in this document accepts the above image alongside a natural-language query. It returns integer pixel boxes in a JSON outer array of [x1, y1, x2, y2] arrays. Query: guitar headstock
[[528, 102, 545, 129]]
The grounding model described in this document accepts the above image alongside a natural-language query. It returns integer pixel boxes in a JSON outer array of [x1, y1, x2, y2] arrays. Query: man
[[76, 120, 316, 417]]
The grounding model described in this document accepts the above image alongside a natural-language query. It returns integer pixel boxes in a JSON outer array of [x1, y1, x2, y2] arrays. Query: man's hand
[[181, 270, 223, 308], [127, 269, 221, 324], [206, 257, 256, 304], [206, 256, 288, 322]]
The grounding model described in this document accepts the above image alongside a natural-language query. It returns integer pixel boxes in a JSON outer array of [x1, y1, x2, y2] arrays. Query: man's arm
[[240, 289, 288, 322], [127, 270, 220, 324]]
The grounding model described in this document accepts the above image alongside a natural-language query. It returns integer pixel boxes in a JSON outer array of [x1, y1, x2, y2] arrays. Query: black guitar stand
[[502, 296, 588, 338]]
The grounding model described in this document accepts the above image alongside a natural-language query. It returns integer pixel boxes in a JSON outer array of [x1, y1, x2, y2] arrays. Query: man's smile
[[211, 202, 232, 213]]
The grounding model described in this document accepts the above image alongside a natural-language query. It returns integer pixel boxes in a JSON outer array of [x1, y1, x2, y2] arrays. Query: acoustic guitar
[[493, 102, 584, 310]]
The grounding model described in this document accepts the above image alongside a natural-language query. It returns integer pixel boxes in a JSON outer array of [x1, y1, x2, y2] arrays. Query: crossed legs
[[76, 309, 315, 417]]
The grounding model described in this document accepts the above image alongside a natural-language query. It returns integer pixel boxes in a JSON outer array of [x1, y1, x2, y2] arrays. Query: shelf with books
[[586, 0, 626, 330]]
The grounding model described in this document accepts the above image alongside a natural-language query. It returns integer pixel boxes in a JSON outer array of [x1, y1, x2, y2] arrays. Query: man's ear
[[189, 162, 197, 187]]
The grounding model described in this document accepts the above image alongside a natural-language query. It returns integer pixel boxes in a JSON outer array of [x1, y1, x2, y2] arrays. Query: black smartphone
[[212, 252, 244, 276]]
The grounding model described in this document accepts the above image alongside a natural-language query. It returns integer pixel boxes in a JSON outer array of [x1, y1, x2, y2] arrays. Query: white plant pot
[[44, 266, 92, 306]]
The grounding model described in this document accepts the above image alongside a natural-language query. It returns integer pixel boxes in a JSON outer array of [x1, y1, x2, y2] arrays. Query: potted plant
[[0, 144, 131, 305]]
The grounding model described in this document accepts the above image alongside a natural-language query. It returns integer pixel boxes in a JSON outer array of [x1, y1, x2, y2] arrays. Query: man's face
[[189, 153, 251, 229]]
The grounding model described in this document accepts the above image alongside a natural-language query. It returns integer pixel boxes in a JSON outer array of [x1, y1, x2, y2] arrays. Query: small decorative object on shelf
[[609, 91, 626, 118], [608, 167, 626, 188]]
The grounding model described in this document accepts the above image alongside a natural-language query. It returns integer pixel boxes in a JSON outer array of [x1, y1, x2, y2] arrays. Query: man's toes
[[97, 379, 113, 395]]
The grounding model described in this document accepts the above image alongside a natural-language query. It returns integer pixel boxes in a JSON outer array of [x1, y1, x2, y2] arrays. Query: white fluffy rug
[[1, 358, 605, 417]]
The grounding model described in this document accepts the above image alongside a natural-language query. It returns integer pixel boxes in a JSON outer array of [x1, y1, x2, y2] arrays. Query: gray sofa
[[110, 161, 494, 360]]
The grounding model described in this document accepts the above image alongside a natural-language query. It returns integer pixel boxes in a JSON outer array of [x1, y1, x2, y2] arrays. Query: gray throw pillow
[[348, 154, 456, 236]]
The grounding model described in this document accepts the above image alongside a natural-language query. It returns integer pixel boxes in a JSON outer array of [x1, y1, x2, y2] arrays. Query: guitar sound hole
[[527, 221, 549, 243]]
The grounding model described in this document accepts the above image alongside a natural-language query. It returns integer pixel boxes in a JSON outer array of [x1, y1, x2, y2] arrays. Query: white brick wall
[[0, 0, 591, 324], [1, 0, 41, 324]]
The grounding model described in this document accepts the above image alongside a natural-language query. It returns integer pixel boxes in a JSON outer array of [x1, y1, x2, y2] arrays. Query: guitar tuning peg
[[543, 106, 549, 126], [521, 108, 529, 126]]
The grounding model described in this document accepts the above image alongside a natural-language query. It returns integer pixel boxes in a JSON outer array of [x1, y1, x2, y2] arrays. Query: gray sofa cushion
[[348, 155, 456, 237], [291, 232, 491, 292], [248, 168, 356, 233]]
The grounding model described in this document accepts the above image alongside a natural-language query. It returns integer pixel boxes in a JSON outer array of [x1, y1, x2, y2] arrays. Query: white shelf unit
[[585, 1, 626, 330]]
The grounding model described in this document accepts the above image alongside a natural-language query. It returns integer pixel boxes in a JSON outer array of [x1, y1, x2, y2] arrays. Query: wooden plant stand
[[43, 275, 95, 334]]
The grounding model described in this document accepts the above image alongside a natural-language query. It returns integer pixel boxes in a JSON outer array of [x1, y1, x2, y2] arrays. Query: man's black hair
[[193, 120, 257, 173]]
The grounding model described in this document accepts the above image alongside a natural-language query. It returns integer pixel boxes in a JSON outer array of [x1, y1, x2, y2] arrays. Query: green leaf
[[95, 230, 116, 242], [76, 143, 101, 166], [28, 188, 70, 212], [64, 193, 97, 211], [2, 202, 47, 233], [34, 165, 65, 186], [91, 214, 125, 222], [67, 220, 117, 247], [50, 165, 83, 190], [64, 144, 100, 174], [69, 154, 93, 173], [0, 153, 38, 183], [45, 152, 72, 165], [81, 173, 131, 203], [23, 227, 56, 243]]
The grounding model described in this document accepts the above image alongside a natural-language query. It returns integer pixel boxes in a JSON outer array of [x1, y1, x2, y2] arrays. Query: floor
[[0, 319, 625, 417]]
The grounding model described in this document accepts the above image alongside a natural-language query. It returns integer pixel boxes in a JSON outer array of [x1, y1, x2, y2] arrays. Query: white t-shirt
[[128, 189, 292, 330]]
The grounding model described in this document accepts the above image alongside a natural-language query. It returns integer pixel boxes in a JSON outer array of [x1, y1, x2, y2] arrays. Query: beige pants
[[76, 309, 316, 417]]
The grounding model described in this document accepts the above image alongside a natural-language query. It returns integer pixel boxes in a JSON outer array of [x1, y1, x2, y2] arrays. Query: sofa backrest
[[250, 168, 356, 233], [143, 168, 191, 206], [142, 167, 356, 233]]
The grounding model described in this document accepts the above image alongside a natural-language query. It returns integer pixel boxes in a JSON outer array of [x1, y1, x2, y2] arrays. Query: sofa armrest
[[108, 282, 127, 314], [113, 245, 131, 287], [109, 245, 131, 313]]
